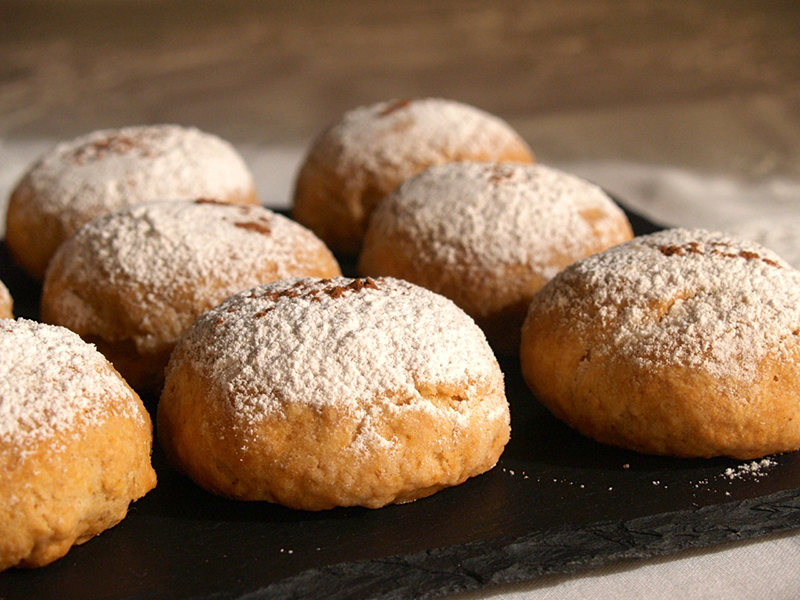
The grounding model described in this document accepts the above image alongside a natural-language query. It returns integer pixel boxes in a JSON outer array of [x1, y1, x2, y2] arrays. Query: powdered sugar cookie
[[42, 200, 340, 392], [6, 124, 258, 279], [292, 98, 534, 254], [0, 279, 12, 319], [359, 162, 633, 354], [0, 319, 156, 571], [521, 228, 800, 459], [158, 277, 510, 510]]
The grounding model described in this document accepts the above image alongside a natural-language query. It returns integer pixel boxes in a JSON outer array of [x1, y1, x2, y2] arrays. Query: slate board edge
[[230, 487, 800, 600]]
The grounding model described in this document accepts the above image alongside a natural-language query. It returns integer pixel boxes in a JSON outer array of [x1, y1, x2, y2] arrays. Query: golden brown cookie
[[0, 279, 12, 319], [0, 319, 156, 571], [6, 124, 259, 279], [292, 98, 534, 254], [42, 200, 340, 392], [158, 277, 510, 510], [359, 162, 633, 354], [520, 228, 800, 459]]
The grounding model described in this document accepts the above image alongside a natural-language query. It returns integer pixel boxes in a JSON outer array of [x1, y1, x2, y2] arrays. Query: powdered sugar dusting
[[537, 228, 800, 383], [368, 162, 630, 275], [19, 124, 255, 237], [169, 277, 506, 439], [334, 98, 531, 178], [0, 319, 139, 451], [52, 200, 332, 292], [45, 200, 338, 352], [723, 458, 777, 480]]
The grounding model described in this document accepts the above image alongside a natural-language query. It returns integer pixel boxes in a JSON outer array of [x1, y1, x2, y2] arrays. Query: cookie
[[0, 319, 156, 571], [158, 277, 510, 510], [521, 228, 800, 459]]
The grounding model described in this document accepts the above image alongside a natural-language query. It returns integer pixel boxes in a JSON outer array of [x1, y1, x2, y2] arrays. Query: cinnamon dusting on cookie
[[234, 220, 273, 236], [254, 277, 380, 304], [488, 164, 515, 185], [658, 240, 783, 268], [379, 99, 414, 117], [70, 131, 157, 165]]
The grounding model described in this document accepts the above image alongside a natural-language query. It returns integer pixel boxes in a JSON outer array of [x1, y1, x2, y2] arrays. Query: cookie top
[[13, 124, 255, 237], [366, 162, 630, 277], [533, 228, 800, 384], [0, 319, 142, 455], [48, 200, 336, 294], [43, 200, 340, 354], [330, 98, 533, 176], [168, 277, 504, 436]]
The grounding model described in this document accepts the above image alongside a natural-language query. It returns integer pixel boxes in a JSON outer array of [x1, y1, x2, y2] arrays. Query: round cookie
[[158, 276, 510, 510], [520, 228, 800, 459], [0, 279, 12, 319], [359, 162, 634, 354], [292, 98, 534, 254], [6, 124, 259, 279], [0, 319, 156, 571], [42, 200, 341, 392]]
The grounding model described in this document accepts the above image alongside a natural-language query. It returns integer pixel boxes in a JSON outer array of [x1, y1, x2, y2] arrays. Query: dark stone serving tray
[[2, 206, 800, 600]]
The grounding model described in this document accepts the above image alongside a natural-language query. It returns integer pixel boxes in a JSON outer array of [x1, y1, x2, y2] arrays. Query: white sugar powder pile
[[723, 458, 777, 480]]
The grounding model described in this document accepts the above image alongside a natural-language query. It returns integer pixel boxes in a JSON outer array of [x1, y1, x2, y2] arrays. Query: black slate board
[[2, 206, 800, 600]]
